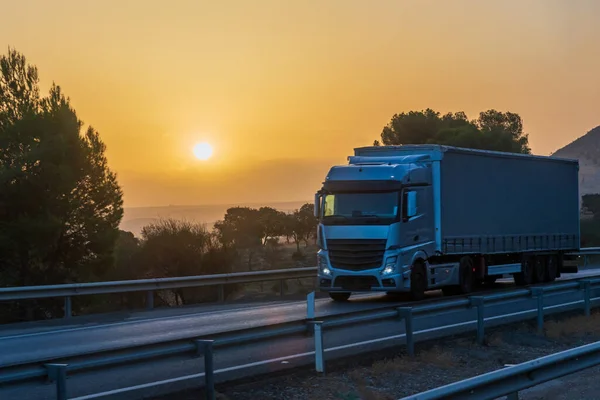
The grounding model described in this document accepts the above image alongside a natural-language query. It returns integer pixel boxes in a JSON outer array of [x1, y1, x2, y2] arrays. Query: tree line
[[113, 204, 318, 283], [0, 46, 551, 322], [101, 204, 318, 311]]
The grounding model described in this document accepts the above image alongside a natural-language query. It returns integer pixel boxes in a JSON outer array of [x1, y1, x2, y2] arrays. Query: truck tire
[[514, 255, 534, 286], [410, 261, 427, 301], [533, 256, 545, 283], [442, 256, 473, 296], [458, 256, 474, 294], [545, 255, 558, 282], [329, 292, 351, 302]]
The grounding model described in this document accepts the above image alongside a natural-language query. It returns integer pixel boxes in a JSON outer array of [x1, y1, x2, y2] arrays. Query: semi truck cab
[[314, 152, 437, 301]]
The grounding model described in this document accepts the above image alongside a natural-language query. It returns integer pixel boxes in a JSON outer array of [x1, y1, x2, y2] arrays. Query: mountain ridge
[[553, 125, 600, 198]]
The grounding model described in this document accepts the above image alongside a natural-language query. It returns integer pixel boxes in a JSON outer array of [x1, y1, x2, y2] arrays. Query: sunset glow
[[2, 0, 599, 207]]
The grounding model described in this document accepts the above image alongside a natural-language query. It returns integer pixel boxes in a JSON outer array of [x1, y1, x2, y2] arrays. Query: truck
[[313, 144, 581, 301]]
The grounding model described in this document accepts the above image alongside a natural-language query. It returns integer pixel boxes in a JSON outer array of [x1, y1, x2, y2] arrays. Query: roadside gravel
[[152, 311, 600, 400]]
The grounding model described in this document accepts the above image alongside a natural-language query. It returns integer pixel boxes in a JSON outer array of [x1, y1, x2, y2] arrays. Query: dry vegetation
[[544, 313, 600, 339], [153, 310, 600, 400]]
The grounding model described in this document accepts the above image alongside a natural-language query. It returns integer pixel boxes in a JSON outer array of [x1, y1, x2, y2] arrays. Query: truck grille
[[327, 239, 387, 271]]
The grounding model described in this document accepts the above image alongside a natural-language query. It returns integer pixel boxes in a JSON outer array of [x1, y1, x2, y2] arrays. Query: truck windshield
[[322, 192, 399, 224]]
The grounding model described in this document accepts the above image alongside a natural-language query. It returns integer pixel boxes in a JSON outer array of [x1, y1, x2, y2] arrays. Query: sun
[[192, 142, 213, 160]]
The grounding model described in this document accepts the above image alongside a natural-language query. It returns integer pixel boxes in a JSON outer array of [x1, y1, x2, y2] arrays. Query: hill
[[553, 125, 600, 199]]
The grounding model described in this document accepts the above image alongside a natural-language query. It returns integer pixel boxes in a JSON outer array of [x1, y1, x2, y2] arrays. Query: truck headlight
[[381, 256, 397, 276], [318, 255, 332, 276]]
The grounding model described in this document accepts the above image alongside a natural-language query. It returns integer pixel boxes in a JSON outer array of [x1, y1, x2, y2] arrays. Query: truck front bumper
[[318, 272, 406, 293]]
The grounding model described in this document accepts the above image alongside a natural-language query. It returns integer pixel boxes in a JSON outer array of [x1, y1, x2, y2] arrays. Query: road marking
[[69, 296, 600, 400], [0, 301, 296, 341]]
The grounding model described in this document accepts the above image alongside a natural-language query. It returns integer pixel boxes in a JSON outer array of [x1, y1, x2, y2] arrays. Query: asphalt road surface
[[2, 267, 600, 400]]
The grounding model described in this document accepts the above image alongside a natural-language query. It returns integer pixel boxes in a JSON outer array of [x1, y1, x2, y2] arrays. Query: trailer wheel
[[545, 255, 558, 282], [410, 261, 427, 301], [533, 256, 545, 283], [514, 255, 534, 286], [329, 292, 351, 302]]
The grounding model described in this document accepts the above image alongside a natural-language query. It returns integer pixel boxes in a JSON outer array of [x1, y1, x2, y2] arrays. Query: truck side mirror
[[314, 192, 321, 218], [407, 191, 417, 218]]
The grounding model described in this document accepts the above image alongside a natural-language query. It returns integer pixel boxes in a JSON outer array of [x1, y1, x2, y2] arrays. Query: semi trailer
[[314, 144, 581, 301]]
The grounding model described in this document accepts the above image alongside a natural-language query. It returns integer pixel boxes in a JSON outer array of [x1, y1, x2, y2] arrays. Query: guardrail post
[[580, 280, 592, 317], [307, 291, 315, 320], [469, 296, 485, 345], [307, 321, 325, 373], [397, 307, 414, 357], [280, 279, 285, 297], [146, 290, 154, 310], [194, 340, 215, 400], [530, 288, 544, 334], [63, 297, 71, 319], [45, 363, 68, 400]]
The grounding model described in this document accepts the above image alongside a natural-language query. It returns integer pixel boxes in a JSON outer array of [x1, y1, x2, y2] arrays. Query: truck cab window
[[323, 194, 335, 216], [402, 190, 418, 221]]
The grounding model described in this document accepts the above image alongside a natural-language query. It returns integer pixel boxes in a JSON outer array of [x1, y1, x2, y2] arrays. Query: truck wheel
[[329, 292, 351, 302], [458, 256, 474, 294], [410, 261, 427, 301], [514, 255, 534, 286], [533, 256, 545, 283], [545, 255, 558, 282], [441, 257, 473, 296]]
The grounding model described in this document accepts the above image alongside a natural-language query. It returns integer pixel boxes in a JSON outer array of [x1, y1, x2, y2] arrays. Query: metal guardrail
[[0, 247, 597, 320], [571, 246, 600, 253], [0, 266, 317, 318], [399, 338, 600, 400], [4, 273, 600, 400], [568, 247, 600, 268]]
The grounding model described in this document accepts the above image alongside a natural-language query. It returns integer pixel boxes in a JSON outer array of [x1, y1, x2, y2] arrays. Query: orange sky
[[2, 0, 599, 207]]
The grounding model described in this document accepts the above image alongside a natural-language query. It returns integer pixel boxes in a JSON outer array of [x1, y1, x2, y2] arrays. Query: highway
[[1, 266, 600, 400]]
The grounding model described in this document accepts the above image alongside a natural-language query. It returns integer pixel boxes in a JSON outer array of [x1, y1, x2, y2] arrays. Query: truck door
[[401, 186, 434, 246]]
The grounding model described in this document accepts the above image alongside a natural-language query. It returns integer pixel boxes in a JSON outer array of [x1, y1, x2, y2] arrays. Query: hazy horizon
[[3, 0, 599, 208], [121, 199, 312, 236]]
